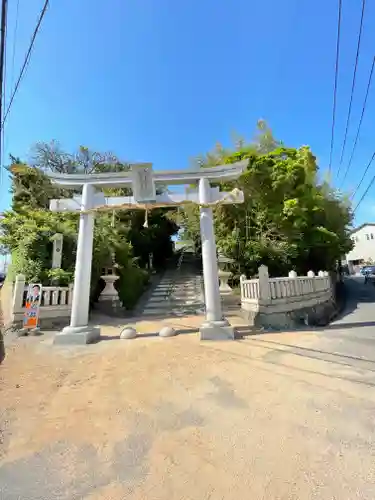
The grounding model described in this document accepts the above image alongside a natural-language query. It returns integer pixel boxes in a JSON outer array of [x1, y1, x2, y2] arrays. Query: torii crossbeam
[[46, 161, 247, 344]]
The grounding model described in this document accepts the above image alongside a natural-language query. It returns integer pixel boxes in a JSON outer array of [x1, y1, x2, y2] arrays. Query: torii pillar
[[198, 177, 234, 340], [46, 161, 247, 344]]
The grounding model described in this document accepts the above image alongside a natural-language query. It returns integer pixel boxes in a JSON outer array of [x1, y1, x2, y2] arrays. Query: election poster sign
[[23, 283, 42, 330]]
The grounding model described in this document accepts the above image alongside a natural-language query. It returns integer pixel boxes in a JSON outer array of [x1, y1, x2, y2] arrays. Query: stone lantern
[[98, 259, 122, 316], [217, 251, 234, 295]]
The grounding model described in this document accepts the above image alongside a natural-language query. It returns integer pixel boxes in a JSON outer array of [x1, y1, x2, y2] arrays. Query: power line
[[1, 0, 6, 181], [337, 0, 366, 175], [9, 0, 20, 94], [1, 0, 20, 183], [328, 0, 343, 174], [0, 0, 7, 187], [340, 56, 375, 188], [351, 150, 375, 200], [1, 0, 49, 130], [353, 152, 375, 212]]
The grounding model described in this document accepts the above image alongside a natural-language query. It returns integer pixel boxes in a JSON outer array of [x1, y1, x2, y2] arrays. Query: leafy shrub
[[116, 264, 149, 310], [47, 268, 73, 285]]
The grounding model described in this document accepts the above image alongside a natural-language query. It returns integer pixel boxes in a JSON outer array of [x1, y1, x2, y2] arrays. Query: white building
[[345, 223, 375, 273]]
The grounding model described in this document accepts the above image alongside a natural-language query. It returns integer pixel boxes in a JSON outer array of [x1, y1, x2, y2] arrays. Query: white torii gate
[[46, 161, 247, 344]]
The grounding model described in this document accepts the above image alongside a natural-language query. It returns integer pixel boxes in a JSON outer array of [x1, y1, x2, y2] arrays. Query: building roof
[[350, 223, 375, 235]]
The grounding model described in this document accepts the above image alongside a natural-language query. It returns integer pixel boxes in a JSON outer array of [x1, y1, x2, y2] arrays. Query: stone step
[[141, 307, 204, 317], [156, 282, 198, 288], [153, 288, 198, 295], [144, 299, 202, 309], [148, 294, 199, 302], [141, 264, 203, 317], [154, 281, 198, 287]]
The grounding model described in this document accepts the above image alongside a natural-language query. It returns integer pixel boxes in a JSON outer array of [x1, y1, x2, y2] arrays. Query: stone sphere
[[120, 327, 137, 339], [159, 326, 177, 338]]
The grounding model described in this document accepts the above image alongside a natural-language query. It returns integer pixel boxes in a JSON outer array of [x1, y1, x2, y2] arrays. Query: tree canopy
[[1, 144, 178, 309], [179, 122, 353, 277], [0, 122, 354, 309]]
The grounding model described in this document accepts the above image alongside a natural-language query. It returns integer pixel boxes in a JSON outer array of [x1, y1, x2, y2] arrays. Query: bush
[[116, 264, 150, 310], [47, 268, 73, 285]]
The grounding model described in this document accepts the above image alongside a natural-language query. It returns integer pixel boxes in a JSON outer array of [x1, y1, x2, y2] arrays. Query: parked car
[[363, 266, 375, 283]]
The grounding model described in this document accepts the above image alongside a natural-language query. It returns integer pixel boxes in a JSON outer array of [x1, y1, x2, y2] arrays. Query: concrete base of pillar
[[199, 319, 235, 341], [53, 325, 101, 345]]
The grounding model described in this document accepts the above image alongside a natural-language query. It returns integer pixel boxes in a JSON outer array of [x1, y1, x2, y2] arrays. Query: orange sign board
[[23, 283, 42, 329]]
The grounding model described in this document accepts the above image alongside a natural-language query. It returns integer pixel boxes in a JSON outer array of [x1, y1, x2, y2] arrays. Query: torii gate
[[46, 161, 247, 344]]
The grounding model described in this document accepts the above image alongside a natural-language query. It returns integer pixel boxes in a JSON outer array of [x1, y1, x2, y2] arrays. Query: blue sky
[[1, 0, 375, 225]]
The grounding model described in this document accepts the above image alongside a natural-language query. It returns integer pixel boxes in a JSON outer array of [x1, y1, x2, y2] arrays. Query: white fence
[[11, 274, 73, 324], [240, 265, 332, 315]]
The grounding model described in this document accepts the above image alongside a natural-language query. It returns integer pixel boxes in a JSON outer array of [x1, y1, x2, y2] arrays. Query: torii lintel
[[45, 160, 248, 188]]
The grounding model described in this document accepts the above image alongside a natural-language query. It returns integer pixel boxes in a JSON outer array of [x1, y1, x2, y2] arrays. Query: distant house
[[345, 223, 375, 273]]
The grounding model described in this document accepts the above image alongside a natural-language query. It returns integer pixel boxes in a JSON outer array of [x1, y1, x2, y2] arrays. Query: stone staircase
[[140, 252, 205, 317]]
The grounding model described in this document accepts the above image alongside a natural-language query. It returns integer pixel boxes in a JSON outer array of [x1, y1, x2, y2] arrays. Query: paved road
[[312, 275, 375, 361], [248, 275, 375, 388]]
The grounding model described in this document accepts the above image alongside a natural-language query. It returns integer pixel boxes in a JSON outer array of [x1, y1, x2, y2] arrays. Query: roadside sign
[[23, 283, 42, 330]]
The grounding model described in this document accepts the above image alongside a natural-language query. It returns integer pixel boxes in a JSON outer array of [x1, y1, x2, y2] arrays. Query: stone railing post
[[12, 274, 25, 318], [240, 274, 247, 300], [68, 283, 74, 306], [307, 270, 315, 292], [258, 265, 271, 304], [288, 270, 297, 295], [318, 270, 324, 277]]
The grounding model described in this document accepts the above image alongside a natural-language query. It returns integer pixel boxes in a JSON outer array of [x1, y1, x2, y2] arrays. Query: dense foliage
[[179, 121, 353, 277], [1, 145, 178, 309], [1, 122, 354, 309]]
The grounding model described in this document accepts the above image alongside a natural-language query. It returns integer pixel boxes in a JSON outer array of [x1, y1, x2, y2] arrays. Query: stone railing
[[240, 265, 333, 328], [10, 274, 73, 326]]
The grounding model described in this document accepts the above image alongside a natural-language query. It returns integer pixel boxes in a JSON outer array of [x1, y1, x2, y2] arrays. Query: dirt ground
[[1, 315, 375, 499]]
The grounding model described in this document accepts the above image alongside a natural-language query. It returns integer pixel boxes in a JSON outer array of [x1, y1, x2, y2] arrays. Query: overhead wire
[[1, 0, 49, 130], [328, 0, 343, 174], [9, 0, 20, 92], [1, 8, 6, 186], [1, 0, 20, 184], [0, 0, 7, 188], [353, 152, 375, 213], [339, 56, 375, 188], [337, 0, 366, 176], [351, 150, 375, 200]]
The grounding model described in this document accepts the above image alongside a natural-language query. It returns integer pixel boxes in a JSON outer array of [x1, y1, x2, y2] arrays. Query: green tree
[[179, 122, 353, 277], [1, 143, 178, 308]]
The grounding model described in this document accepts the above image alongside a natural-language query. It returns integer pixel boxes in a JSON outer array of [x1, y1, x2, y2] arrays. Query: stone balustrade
[[240, 266, 333, 328], [10, 274, 73, 327]]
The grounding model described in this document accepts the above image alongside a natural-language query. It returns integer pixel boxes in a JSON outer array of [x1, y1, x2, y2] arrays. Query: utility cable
[[1, 0, 49, 130], [337, 0, 366, 175], [351, 150, 375, 201], [328, 0, 343, 174], [1, 0, 20, 185], [353, 152, 375, 212], [340, 56, 375, 188], [9, 0, 20, 93], [1, 7, 6, 184], [0, 0, 7, 187]]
